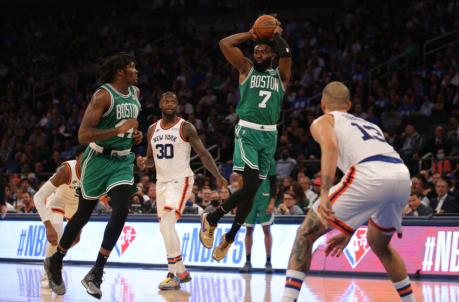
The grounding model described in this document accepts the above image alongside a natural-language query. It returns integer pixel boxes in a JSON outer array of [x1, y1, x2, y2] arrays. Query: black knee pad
[[242, 166, 261, 194], [101, 185, 132, 250], [59, 197, 97, 249]]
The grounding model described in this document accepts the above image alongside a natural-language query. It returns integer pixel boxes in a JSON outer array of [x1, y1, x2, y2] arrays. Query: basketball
[[252, 15, 278, 39]]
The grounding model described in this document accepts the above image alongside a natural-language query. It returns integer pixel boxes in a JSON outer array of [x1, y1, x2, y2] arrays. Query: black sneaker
[[240, 261, 253, 273], [81, 266, 104, 299], [44, 257, 66, 295], [265, 262, 274, 274]]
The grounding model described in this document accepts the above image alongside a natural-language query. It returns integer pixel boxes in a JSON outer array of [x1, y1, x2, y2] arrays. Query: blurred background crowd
[[1, 0, 459, 216]]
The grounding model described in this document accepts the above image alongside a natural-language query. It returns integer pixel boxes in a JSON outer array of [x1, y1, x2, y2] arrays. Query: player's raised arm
[[272, 23, 292, 88], [78, 89, 138, 144], [219, 32, 254, 78], [310, 114, 338, 221], [183, 122, 228, 188]]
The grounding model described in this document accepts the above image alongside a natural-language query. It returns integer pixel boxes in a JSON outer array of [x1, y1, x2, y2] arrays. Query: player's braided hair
[[99, 52, 135, 83]]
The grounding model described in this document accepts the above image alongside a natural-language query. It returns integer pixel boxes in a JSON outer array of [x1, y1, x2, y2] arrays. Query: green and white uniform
[[233, 67, 284, 179], [80, 84, 141, 199], [244, 164, 276, 226]]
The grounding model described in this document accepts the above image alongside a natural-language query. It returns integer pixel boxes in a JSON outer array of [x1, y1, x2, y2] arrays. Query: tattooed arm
[[288, 210, 328, 271], [310, 114, 338, 221]]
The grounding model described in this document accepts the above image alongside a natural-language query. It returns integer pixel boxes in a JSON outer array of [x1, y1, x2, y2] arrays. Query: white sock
[[393, 277, 415, 302], [160, 211, 181, 275], [282, 270, 305, 302], [173, 229, 186, 274]]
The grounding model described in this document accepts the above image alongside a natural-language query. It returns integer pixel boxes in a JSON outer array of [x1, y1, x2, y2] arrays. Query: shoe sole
[[179, 276, 192, 283], [158, 284, 180, 290], [199, 215, 214, 249], [239, 270, 253, 273], [81, 280, 102, 300], [211, 248, 227, 261]]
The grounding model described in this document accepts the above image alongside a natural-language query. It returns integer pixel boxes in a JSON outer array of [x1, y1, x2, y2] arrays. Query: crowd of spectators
[[1, 0, 459, 216]]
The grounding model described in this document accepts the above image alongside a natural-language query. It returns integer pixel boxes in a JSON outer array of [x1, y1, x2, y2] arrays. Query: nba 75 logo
[[343, 227, 370, 269], [114, 226, 137, 257]]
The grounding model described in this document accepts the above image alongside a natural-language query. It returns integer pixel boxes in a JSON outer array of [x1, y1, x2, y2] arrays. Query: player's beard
[[162, 110, 176, 119], [253, 58, 272, 72]]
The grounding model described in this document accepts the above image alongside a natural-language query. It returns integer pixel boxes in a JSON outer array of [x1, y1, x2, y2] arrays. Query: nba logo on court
[[343, 227, 370, 269], [114, 226, 137, 256]]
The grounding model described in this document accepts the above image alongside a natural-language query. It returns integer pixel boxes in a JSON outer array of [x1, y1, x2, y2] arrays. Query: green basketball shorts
[[232, 122, 278, 179], [80, 147, 135, 200]]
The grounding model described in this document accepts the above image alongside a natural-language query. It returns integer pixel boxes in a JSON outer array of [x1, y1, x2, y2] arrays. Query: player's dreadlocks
[[99, 52, 135, 83]]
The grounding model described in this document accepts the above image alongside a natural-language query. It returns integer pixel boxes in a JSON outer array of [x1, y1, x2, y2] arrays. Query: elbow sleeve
[[273, 33, 291, 58], [34, 180, 57, 222]]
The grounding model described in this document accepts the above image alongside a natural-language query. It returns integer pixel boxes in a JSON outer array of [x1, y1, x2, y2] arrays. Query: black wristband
[[273, 33, 291, 57]]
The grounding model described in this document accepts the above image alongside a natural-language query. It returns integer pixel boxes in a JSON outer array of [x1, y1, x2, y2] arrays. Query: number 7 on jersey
[[258, 90, 271, 108]]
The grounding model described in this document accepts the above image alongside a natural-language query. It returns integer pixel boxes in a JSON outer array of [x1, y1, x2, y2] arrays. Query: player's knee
[[159, 220, 168, 236], [241, 166, 261, 194], [262, 225, 271, 235], [367, 235, 389, 256], [296, 225, 317, 243]]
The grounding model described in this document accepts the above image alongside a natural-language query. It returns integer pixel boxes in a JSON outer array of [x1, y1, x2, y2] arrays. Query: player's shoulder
[[147, 122, 158, 135], [131, 85, 140, 97], [312, 113, 334, 126], [91, 86, 111, 104], [54, 162, 72, 185]]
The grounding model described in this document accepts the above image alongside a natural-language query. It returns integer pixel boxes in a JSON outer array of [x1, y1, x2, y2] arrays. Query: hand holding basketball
[[251, 15, 279, 40]]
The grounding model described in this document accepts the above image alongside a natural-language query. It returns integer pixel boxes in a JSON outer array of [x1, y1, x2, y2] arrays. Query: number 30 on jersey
[[156, 144, 174, 159]]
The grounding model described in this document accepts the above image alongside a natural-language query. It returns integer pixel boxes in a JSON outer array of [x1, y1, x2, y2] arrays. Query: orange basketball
[[252, 15, 278, 39]]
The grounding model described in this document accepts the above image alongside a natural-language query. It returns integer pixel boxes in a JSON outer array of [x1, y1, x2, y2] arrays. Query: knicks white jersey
[[47, 160, 80, 214], [330, 111, 400, 172], [151, 118, 194, 182]]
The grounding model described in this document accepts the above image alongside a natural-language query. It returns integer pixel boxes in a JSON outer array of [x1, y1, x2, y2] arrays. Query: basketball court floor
[[1, 262, 457, 302]]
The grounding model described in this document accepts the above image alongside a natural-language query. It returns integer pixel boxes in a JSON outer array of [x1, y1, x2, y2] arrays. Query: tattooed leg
[[287, 210, 328, 272]]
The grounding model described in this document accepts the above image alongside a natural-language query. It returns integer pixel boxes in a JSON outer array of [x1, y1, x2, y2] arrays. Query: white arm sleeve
[[34, 180, 57, 222]]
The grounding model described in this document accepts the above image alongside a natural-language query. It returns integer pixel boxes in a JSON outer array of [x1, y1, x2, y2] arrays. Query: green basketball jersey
[[95, 83, 141, 150], [237, 67, 285, 125]]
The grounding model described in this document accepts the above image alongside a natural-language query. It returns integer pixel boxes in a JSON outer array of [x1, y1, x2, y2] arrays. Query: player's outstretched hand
[[133, 129, 143, 145], [273, 20, 283, 35], [216, 176, 228, 190], [325, 232, 351, 257], [249, 28, 259, 40], [45, 224, 59, 246]]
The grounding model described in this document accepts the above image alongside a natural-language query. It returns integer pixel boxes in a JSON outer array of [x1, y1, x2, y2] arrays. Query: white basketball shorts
[[46, 194, 78, 222], [313, 161, 411, 237], [156, 176, 194, 219]]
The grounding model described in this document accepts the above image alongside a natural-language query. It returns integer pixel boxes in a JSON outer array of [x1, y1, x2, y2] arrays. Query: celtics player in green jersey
[[240, 165, 276, 274], [45, 53, 143, 299], [200, 18, 291, 261]]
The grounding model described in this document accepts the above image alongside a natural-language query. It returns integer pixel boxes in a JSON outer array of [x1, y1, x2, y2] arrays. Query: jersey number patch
[[156, 144, 174, 159], [115, 120, 134, 138], [351, 122, 385, 142], [258, 90, 271, 108]]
